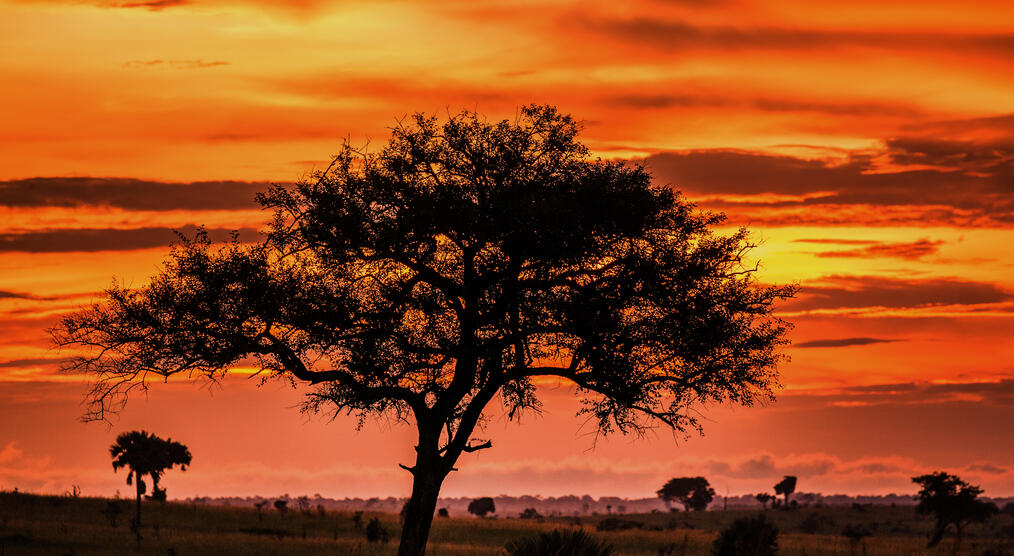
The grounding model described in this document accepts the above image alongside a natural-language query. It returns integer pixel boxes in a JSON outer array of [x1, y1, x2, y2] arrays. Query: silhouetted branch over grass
[[53, 105, 796, 556]]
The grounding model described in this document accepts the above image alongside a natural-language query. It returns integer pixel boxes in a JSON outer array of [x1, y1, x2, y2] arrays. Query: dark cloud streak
[[0, 358, 66, 370], [795, 337, 902, 348], [642, 122, 1014, 226], [607, 93, 922, 117], [786, 276, 1013, 311], [115, 0, 188, 10], [0, 177, 271, 211], [571, 15, 1014, 56], [812, 239, 943, 260], [0, 225, 261, 253], [0, 290, 47, 300]]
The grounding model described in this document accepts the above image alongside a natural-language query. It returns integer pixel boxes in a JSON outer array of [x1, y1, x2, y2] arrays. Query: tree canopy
[[774, 475, 797, 507], [657, 476, 716, 512], [54, 105, 795, 555], [109, 430, 191, 526], [467, 497, 496, 518]]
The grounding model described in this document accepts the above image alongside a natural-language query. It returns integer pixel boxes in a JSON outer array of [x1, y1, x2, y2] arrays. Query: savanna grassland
[[1, 491, 1012, 555]]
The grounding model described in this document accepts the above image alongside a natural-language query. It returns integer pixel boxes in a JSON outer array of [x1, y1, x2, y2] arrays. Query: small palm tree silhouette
[[110, 430, 191, 527]]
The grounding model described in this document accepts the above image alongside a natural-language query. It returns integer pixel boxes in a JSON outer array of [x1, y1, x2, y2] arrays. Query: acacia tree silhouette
[[774, 475, 797, 508], [53, 105, 795, 556], [109, 430, 191, 528], [657, 476, 715, 511], [913, 472, 997, 551], [467, 497, 496, 518]]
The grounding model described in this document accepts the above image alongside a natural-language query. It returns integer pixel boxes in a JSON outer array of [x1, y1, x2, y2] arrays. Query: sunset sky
[[1, 0, 1012, 502]]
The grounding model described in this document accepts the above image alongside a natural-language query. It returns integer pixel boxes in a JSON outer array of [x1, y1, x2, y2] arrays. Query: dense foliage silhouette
[[912, 471, 997, 550], [774, 476, 797, 508], [468, 497, 496, 518], [54, 105, 795, 556], [657, 476, 715, 512]]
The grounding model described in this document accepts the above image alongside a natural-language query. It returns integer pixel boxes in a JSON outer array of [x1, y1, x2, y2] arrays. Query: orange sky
[[1, 0, 1013, 500]]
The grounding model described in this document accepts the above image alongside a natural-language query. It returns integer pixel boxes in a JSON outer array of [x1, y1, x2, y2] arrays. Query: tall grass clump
[[504, 528, 615, 556]]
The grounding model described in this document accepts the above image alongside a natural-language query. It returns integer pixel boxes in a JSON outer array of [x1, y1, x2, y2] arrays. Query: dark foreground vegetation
[[2, 490, 1012, 555]]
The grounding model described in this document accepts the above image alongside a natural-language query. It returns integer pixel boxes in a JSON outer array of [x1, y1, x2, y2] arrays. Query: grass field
[[1, 491, 1012, 555]]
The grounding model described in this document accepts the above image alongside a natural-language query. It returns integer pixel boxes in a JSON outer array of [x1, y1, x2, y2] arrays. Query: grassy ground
[[1, 491, 1012, 555]]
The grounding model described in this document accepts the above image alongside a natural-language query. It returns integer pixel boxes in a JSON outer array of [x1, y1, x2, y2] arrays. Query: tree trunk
[[134, 470, 143, 527], [397, 461, 445, 556]]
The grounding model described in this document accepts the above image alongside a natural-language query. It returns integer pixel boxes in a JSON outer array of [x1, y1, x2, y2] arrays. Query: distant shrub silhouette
[[253, 500, 268, 521], [351, 511, 364, 529], [596, 517, 643, 532], [504, 528, 615, 556], [273, 499, 288, 516], [437, 508, 449, 518], [712, 514, 779, 556], [756, 493, 774, 510], [468, 497, 496, 518], [366, 517, 389, 543], [519, 508, 542, 519], [148, 487, 168, 503]]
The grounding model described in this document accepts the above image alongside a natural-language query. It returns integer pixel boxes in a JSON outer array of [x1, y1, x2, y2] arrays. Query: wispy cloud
[[114, 0, 188, 10], [806, 239, 944, 260], [795, 337, 902, 348], [123, 59, 230, 69], [606, 92, 923, 118], [785, 378, 1014, 409]]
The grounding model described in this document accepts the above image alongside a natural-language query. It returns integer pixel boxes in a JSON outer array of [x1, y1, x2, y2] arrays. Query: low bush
[[712, 514, 779, 556], [596, 517, 643, 531]]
